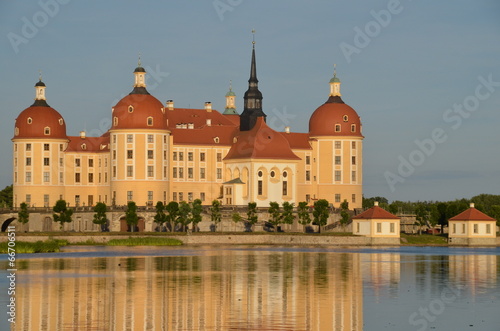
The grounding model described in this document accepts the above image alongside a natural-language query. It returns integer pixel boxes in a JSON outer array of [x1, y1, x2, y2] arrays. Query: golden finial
[[252, 29, 256, 45]]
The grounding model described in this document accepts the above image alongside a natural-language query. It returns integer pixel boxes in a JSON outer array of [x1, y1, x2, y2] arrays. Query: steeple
[[31, 71, 50, 107], [326, 64, 344, 104], [223, 81, 238, 115], [131, 54, 150, 95], [240, 30, 266, 131]]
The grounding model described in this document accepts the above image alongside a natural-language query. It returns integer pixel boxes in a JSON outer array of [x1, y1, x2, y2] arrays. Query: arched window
[[343, 115, 348, 122], [147, 117, 153, 126], [44, 127, 50, 135], [81, 143, 86, 150], [113, 117, 118, 126], [351, 124, 356, 132], [335, 124, 341, 132], [128, 105, 134, 113], [27, 117, 33, 124], [15, 127, 19, 136], [59, 118, 64, 125], [214, 137, 219, 143]]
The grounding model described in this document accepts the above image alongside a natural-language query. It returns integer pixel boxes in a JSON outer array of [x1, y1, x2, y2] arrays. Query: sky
[[0, 0, 499, 203]]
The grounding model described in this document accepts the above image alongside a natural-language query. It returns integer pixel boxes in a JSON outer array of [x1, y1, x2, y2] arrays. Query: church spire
[[223, 80, 238, 115], [240, 30, 266, 131]]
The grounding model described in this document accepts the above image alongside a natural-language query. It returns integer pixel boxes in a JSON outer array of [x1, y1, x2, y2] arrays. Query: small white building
[[448, 203, 497, 246], [352, 202, 400, 244]]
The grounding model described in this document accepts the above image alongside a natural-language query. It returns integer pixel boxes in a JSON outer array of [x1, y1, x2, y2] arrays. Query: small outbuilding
[[352, 201, 400, 244], [448, 203, 497, 246]]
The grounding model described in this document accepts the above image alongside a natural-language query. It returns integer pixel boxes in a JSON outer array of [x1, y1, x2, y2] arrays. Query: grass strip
[[106, 237, 183, 246], [0, 239, 69, 253]]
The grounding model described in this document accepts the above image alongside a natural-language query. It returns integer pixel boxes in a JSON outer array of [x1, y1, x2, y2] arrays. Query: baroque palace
[[11, 44, 363, 209]]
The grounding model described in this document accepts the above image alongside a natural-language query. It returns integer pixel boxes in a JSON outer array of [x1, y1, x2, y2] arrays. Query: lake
[[1, 245, 499, 330]]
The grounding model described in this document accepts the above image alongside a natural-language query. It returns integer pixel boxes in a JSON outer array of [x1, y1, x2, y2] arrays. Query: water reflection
[[13, 248, 363, 331]]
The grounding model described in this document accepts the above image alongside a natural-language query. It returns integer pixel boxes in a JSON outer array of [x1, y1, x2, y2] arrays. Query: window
[[113, 117, 118, 126], [335, 171, 341, 181], [148, 191, 153, 202], [173, 152, 177, 161], [75, 159, 81, 167], [282, 181, 288, 196], [88, 173, 94, 183], [179, 192, 184, 202], [75, 195, 81, 206], [127, 134, 133, 143], [352, 171, 356, 182], [99, 173, 101, 183], [335, 141, 341, 149], [352, 156, 356, 165], [59, 158, 63, 167], [188, 168, 193, 179], [113, 150, 116, 160], [148, 166, 154, 177], [105, 173, 108, 182], [147, 134, 154, 143], [26, 144, 31, 151], [127, 166, 133, 177], [188, 152, 193, 161], [75, 173, 81, 183], [200, 152, 205, 162], [148, 150, 154, 159], [335, 124, 341, 132], [453, 224, 456, 234], [60, 172, 63, 183], [351, 124, 356, 132], [473, 224, 478, 234], [283, 171, 287, 178], [113, 166, 116, 177], [179, 168, 184, 178], [163, 151, 167, 160], [462, 224, 466, 233], [179, 152, 184, 161], [113, 135, 117, 144], [147, 117, 153, 126], [127, 191, 133, 201], [306, 156, 310, 165], [26, 194, 31, 204], [44, 144, 50, 151], [335, 194, 341, 203], [89, 159, 94, 167], [173, 192, 177, 201], [270, 171, 275, 178], [44, 127, 50, 135], [173, 167, 177, 178], [352, 194, 356, 203], [128, 105, 134, 113], [98, 159, 101, 167], [217, 153, 222, 162], [343, 115, 348, 122], [352, 141, 356, 149], [258, 180, 263, 195], [258, 171, 263, 177], [217, 168, 222, 179], [27, 117, 32, 124], [26, 157, 32, 166], [200, 192, 205, 202], [43, 172, 50, 182], [377, 223, 382, 233], [306, 170, 311, 181], [335, 156, 341, 165], [390, 223, 395, 233], [44, 194, 49, 207], [26, 172, 31, 182], [127, 150, 133, 159], [188, 192, 193, 202], [486, 224, 491, 234], [200, 168, 205, 179], [60, 144, 63, 151], [164, 135, 167, 143]]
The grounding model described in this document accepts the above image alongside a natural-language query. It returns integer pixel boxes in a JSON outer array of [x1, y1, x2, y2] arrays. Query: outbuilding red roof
[[66, 135, 110, 153], [352, 206, 399, 220], [449, 207, 495, 221]]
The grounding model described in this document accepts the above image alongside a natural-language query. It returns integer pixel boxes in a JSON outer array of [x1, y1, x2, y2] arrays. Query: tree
[[246, 202, 258, 232], [0, 185, 13, 209], [210, 200, 222, 231], [297, 201, 311, 232], [93, 202, 108, 232], [313, 199, 329, 233], [53, 200, 73, 230], [362, 196, 388, 209], [340, 200, 350, 231], [490, 205, 500, 227], [125, 201, 138, 232], [414, 204, 430, 235], [165, 201, 179, 232], [18, 202, 29, 226], [178, 201, 192, 232], [268, 201, 282, 232], [154, 201, 167, 231], [232, 212, 243, 232], [191, 199, 203, 231], [282, 202, 295, 230]]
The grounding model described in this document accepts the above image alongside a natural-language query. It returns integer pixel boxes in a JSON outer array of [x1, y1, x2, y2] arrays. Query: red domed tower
[[307, 67, 363, 209], [12, 77, 68, 208], [108, 60, 170, 206]]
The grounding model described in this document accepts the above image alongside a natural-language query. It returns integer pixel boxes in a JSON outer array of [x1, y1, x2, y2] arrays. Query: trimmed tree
[[178, 201, 191, 232], [191, 199, 203, 232], [125, 201, 138, 232], [53, 200, 73, 230], [154, 201, 167, 231], [18, 202, 30, 226], [313, 199, 329, 234], [297, 201, 311, 232], [340, 200, 350, 231], [210, 200, 222, 231], [232, 212, 243, 232], [282, 202, 295, 231], [93, 202, 108, 232], [246, 202, 258, 232], [268, 201, 282, 232], [165, 201, 179, 232]]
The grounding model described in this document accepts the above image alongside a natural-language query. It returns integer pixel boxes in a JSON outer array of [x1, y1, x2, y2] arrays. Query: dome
[[225, 90, 236, 97], [111, 93, 166, 130], [309, 96, 362, 137], [14, 104, 67, 139]]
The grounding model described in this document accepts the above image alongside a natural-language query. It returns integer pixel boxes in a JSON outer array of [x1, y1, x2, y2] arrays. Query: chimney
[[166, 100, 174, 110], [374, 201, 379, 207], [285, 126, 290, 133], [205, 102, 212, 112], [80, 131, 86, 139], [206, 119, 212, 126], [470, 203, 475, 208]]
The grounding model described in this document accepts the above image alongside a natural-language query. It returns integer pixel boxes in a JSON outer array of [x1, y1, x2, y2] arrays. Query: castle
[[11, 44, 363, 209]]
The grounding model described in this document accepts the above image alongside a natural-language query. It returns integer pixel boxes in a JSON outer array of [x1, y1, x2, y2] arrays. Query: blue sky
[[1, 0, 499, 202]]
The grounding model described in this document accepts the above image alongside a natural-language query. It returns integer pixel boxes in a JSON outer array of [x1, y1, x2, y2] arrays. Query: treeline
[[0, 185, 12, 208], [363, 194, 500, 228]]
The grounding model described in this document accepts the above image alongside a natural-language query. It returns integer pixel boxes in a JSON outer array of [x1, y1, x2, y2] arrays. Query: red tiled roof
[[14, 105, 67, 139], [309, 100, 363, 137], [278, 132, 312, 150], [171, 126, 238, 146], [352, 206, 399, 220], [66, 135, 110, 153], [112, 93, 166, 130], [165, 108, 238, 129], [449, 207, 495, 221], [224, 117, 300, 160]]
